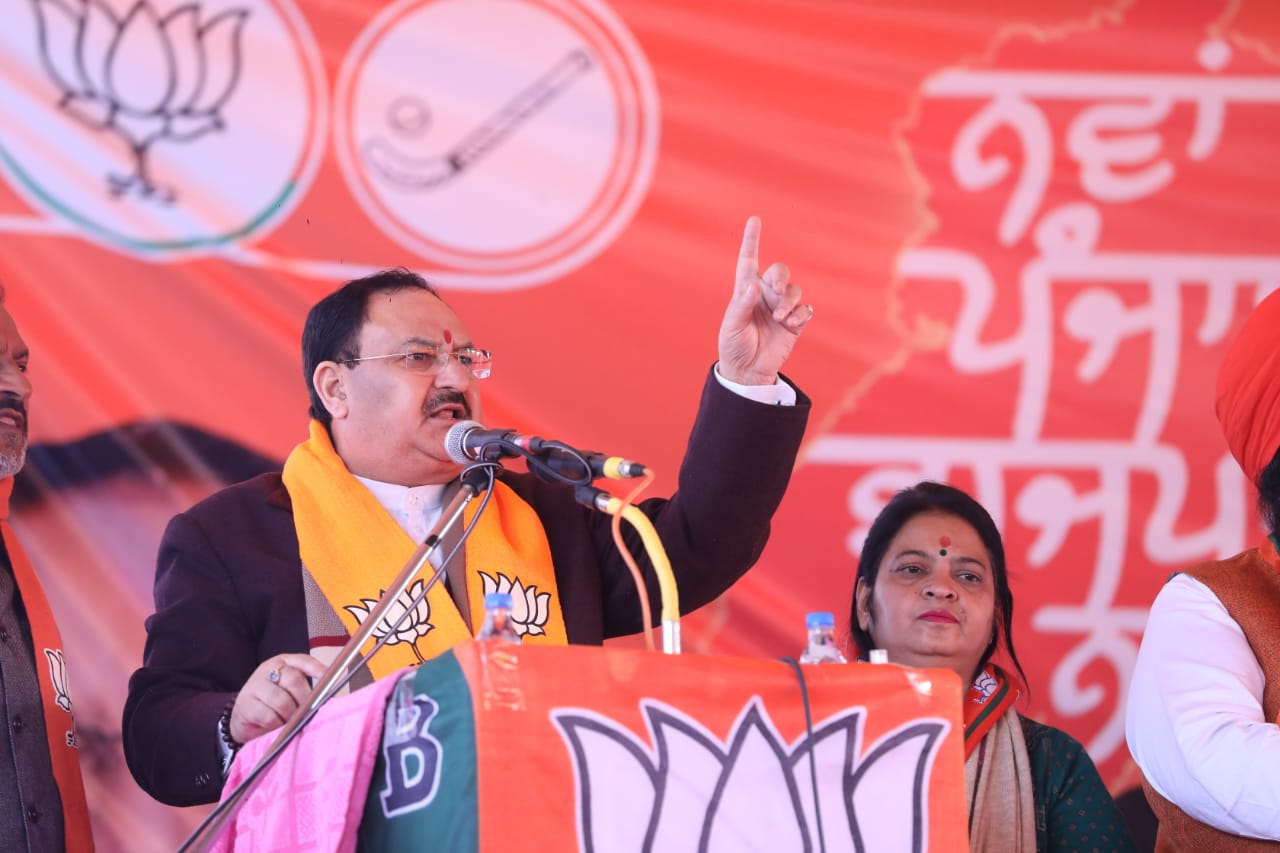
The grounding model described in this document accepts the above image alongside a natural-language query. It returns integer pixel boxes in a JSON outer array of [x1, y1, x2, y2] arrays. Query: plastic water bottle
[[476, 592, 522, 644], [799, 611, 847, 664]]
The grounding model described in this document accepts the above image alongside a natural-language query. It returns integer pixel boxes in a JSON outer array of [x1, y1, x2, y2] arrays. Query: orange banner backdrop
[[2, 0, 1279, 848]]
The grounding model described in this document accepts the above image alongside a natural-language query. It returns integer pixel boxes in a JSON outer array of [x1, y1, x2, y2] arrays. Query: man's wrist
[[715, 362, 777, 387], [713, 363, 796, 406]]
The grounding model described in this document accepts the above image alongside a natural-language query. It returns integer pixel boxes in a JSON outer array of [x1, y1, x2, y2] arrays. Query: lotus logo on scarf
[[479, 571, 550, 637], [345, 579, 434, 662], [43, 648, 78, 748], [552, 698, 949, 852], [29, 0, 250, 202], [43, 648, 72, 712], [971, 669, 998, 704]]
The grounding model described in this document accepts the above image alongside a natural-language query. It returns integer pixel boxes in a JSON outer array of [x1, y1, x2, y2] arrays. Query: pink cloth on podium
[[208, 669, 407, 853]]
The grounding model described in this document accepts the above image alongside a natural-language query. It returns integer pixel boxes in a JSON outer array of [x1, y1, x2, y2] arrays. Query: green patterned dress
[[1022, 715, 1138, 852]]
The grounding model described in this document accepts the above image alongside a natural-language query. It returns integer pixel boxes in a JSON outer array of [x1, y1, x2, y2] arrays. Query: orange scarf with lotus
[[0, 478, 94, 851], [962, 663, 1021, 758], [282, 421, 567, 680]]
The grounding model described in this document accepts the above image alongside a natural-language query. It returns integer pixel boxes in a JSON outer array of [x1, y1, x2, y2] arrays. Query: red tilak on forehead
[[940, 535, 951, 548], [443, 329, 453, 344]]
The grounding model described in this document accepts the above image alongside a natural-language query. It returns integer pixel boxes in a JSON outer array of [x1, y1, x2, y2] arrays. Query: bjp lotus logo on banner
[[2, 0, 325, 256], [29, 0, 250, 203], [553, 698, 950, 852]]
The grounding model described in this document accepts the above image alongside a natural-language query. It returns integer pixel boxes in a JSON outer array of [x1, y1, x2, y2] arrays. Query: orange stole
[[962, 663, 1021, 758], [282, 421, 567, 679]]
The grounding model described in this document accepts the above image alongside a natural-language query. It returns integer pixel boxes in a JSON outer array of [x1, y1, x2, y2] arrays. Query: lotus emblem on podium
[[30, 0, 250, 202], [554, 698, 949, 852]]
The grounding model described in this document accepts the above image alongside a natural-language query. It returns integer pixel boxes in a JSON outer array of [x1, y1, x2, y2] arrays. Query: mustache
[[424, 389, 471, 420]]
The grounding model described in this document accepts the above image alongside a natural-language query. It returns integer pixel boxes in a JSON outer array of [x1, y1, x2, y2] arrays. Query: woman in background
[[849, 481, 1134, 852]]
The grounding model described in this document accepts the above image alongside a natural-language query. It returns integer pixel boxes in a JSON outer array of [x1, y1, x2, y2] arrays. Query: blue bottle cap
[[485, 592, 513, 610], [805, 611, 835, 629]]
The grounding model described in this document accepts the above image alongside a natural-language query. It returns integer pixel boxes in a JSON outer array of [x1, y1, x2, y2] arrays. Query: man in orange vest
[[1127, 288, 1280, 849], [0, 287, 94, 851]]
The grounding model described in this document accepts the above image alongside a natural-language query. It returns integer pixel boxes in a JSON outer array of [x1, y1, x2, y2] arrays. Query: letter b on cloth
[[380, 692, 444, 817]]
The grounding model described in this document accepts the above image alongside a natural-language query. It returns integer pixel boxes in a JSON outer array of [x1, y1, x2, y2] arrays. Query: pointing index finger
[[736, 216, 762, 288]]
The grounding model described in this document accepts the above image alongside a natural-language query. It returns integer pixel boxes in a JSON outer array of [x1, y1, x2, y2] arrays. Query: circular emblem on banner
[[333, 0, 660, 289], [0, 0, 326, 257]]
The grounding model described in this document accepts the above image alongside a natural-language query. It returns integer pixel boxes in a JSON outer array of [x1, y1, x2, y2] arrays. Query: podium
[[212, 643, 969, 852]]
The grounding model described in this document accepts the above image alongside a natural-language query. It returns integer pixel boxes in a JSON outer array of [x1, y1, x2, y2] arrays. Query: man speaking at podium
[[122, 217, 812, 806]]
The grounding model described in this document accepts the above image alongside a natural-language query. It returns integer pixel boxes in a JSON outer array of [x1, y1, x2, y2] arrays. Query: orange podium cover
[[217, 642, 968, 852]]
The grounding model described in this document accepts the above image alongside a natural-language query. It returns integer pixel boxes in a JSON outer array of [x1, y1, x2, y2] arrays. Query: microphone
[[444, 420, 648, 479], [444, 421, 537, 463]]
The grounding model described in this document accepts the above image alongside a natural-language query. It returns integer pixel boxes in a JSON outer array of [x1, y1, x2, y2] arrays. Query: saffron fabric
[[351, 644, 968, 850], [281, 420, 567, 679]]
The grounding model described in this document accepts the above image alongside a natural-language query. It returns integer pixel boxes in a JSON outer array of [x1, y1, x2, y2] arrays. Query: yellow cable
[[608, 488, 655, 651], [586, 462, 681, 650], [599, 497, 680, 626]]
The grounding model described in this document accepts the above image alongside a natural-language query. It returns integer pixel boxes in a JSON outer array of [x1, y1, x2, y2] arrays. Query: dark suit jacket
[[123, 371, 809, 805]]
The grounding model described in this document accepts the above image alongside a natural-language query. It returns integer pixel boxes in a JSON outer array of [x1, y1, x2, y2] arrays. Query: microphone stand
[[180, 465, 494, 853]]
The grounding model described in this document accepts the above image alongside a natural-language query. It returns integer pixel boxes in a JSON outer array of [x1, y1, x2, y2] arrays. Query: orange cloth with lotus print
[[281, 421, 566, 679], [391, 647, 967, 849], [962, 664, 1022, 758]]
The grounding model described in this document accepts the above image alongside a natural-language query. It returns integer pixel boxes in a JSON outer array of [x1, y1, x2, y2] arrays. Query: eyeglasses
[[339, 347, 493, 379]]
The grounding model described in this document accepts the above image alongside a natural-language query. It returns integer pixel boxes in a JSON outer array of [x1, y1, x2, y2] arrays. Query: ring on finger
[[269, 665, 282, 685]]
